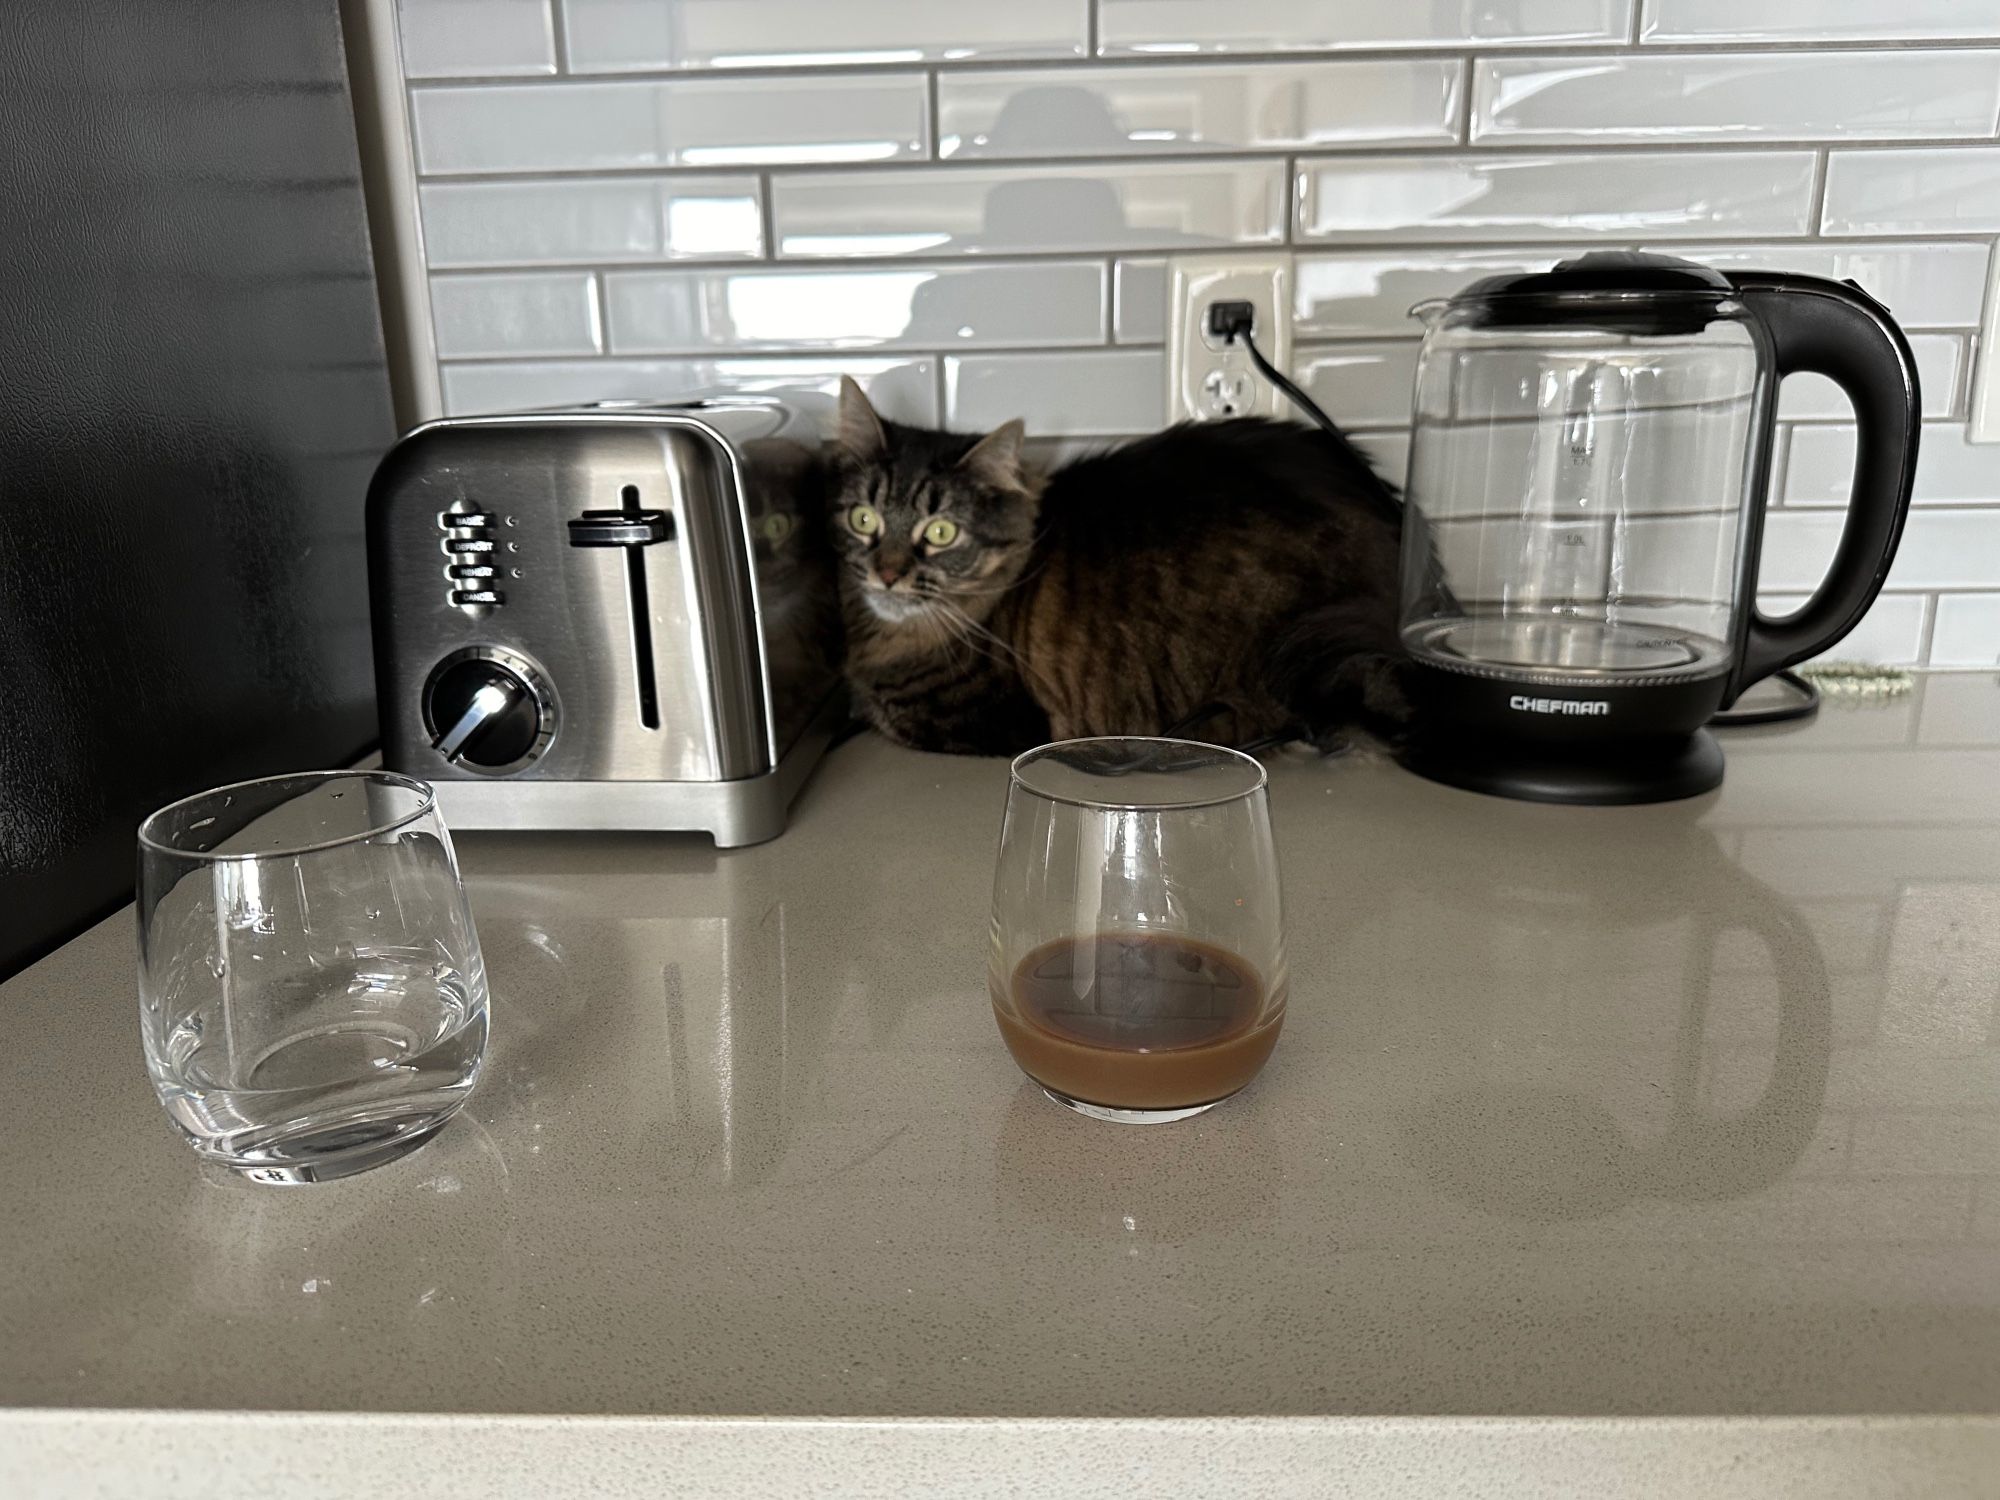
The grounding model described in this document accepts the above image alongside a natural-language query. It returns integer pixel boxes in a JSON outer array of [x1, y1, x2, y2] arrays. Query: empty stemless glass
[[137, 771, 489, 1184], [989, 738, 1287, 1124]]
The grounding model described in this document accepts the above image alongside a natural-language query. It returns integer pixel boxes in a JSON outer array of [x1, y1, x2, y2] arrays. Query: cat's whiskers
[[928, 595, 1058, 699]]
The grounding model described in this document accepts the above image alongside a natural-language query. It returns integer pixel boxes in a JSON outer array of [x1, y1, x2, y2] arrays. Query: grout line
[[1086, 0, 1098, 60], [756, 171, 776, 259], [1806, 149, 1832, 236], [926, 68, 942, 160], [546, 0, 570, 74], [1918, 593, 1941, 668], [1100, 256, 1117, 346], [1629, 0, 1646, 46], [409, 137, 2000, 186], [588, 269, 607, 353], [415, 237, 2000, 273], [402, 35, 2000, 88], [438, 342, 1162, 366], [933, 356, 949, 424], [1455, 58, 1476, 145]]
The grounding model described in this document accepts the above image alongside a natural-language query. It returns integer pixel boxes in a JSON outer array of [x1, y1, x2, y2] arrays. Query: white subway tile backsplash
[[397, 0, 555, 78], [1786, 422, 2000, 507], [1822, 148, 2000, 235], [440, 354, 938, 421], [946, 350, 1165, 436], [1294, 247, 1578, 336], [1294, 343, 1422, 427], [773, 160, 1287, 258], [937, 60, 1461, 159], [1113, 258, 1168, 343], [1779, 336, 1964, 422], [430, 272, 603, 357], [1098, 0, 1632, 56], [1930, 595, 2000, 668], [1297, 151, 1818, 242], [561, 0, 1089, 73], [1661, 243, 1992, 330], [1760, 509, 2000, 593], [603, 261, 1106, 353], [1642, 0, 2000, 45], [394, 0, 2000, 670], [411, 76, 926, 174], [419, 177, 763, 267], [1756, 592, 1929, 666], [1474, 51, 2000, 146]]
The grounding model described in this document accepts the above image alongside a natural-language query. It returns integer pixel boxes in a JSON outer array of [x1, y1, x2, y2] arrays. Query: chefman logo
[[1509, 695, 1610, 716]]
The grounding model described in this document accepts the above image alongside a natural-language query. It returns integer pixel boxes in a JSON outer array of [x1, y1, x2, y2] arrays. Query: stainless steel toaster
[[366, 398, 844, 845]]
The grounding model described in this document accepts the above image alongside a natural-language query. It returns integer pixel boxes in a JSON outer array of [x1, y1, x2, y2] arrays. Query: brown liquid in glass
[[992, 933, 1283, 1110]]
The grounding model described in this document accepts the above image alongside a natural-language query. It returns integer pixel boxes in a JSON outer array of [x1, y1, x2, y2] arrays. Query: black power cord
[[1207, 300, 1355, 445], [1707, 668, 1821, 727], [1209, 299, 1403, 527]]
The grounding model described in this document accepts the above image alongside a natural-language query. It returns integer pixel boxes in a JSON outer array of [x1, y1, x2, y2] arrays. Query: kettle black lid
[[1446, 251, 1736, 334], [1458, 250, 1733, 302]]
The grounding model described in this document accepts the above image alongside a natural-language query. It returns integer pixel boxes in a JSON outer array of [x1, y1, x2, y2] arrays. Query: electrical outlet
[[1165, 254, 1292, 423]]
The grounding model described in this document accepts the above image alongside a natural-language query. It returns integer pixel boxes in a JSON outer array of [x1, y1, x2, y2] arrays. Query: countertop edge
[[5, 1410, 1999, 1499]]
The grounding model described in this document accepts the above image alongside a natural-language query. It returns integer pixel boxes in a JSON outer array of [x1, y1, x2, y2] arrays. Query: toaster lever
[[432, 679, 520, 764], [568, 510, 673, 547]]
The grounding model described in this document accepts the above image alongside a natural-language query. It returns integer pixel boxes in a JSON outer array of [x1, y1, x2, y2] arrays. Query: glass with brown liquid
[[989, 738, 1287, 1123]]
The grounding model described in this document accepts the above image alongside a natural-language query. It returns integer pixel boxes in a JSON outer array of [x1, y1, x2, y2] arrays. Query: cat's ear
[[835, 375, 887, 462], [958, 418, 1027, 491]]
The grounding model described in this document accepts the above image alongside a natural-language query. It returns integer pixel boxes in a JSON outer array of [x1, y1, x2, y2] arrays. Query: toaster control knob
[[422, 649, 555, 771]]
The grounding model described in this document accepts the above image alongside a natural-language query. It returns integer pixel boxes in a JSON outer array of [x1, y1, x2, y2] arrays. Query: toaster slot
[[620, 485, 661, 731], [568, 483, 677, 733]]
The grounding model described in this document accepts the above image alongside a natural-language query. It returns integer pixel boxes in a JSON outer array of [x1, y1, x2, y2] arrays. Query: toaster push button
[[448, 563, 498, 580], [450, 588, 504, 607], [446, 537, 496, 555]]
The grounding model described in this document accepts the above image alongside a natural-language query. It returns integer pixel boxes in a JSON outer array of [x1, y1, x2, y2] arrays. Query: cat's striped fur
[[828, 377, 1407, 756]]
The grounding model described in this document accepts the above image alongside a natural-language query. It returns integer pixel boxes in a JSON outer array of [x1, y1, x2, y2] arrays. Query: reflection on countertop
[[2, 677, 1998, 1426]]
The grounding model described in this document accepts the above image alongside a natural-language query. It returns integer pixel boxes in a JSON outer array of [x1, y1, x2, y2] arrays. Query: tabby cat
[[826, 377, 1406, 756]]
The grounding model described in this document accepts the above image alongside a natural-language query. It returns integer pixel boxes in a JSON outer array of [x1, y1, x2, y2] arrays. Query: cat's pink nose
[[876, 555, 911, 586]]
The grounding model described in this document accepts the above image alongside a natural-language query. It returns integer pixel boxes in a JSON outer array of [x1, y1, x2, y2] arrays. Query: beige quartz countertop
[[5, 679, 2000, 1496]]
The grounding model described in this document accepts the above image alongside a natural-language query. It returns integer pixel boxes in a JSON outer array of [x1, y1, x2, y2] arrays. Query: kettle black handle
[[1726, 274, 1920, 697]]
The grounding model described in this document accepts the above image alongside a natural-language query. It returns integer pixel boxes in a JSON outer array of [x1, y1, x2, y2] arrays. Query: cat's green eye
[[922, 517, 960, 549], [758, 513, 793, 544], [848, 504, 882, 538]]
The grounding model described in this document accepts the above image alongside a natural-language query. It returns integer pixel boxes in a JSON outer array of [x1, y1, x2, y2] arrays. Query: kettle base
[[1399, 727, 1724, 806]]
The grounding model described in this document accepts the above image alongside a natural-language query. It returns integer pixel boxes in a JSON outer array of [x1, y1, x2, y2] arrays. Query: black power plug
[[1196, 296, 1405, 522], [1206, 299, 1256, 344]]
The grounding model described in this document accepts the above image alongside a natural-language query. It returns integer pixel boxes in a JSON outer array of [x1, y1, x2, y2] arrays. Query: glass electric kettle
[[1397, 252, 1919, 804]]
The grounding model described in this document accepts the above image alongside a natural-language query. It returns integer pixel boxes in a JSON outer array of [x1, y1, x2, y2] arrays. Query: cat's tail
[[1267, 597, 1412, 751]]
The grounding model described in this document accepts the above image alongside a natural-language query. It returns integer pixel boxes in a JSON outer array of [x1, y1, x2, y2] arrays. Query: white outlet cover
[[1165, 254, 1293, 424]]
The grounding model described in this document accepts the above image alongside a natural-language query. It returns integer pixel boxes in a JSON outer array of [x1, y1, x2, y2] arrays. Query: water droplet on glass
[[191, 816, 215, 830], [366, 907, 382, 920], [332, 791, 344, 799], [208, 956, 227, 977]]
